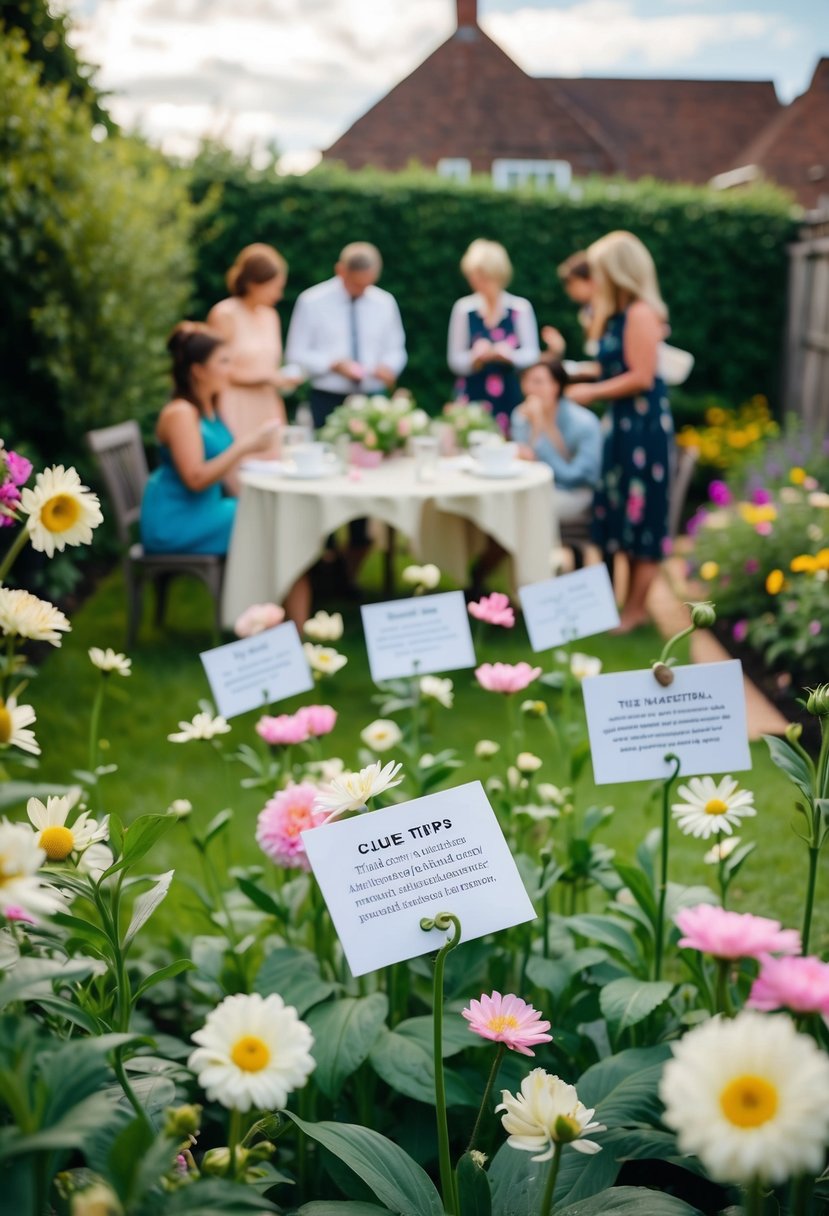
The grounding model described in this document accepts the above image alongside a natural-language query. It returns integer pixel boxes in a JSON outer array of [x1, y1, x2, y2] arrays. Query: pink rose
[[234, 602, 286, 638], [256, 782, 326, 869], [475, 661, 541, 694], [295, 704, 337, 739], [468, 592, 515, 629], [675, 904, 801, 960], [256, 713, 310, 746]]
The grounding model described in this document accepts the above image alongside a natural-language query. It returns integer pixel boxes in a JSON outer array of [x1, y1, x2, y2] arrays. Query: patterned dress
[[591, 311, 673, 560], [454, 307, 522, 424]]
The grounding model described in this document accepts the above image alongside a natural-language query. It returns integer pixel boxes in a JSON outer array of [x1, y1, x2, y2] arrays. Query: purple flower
[[708, 479, 732, 506], [751, 487, 772, 505], [685, 511, 705, 537], [809, 620, 822, 636], [5, 451, 32, 487], [732, 619, 749, 643], [744, 558, 760, 574]]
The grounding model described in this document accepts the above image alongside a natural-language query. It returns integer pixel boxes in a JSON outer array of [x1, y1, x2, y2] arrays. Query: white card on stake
[[519, 565, 620, 651], [200, 621, 313, 719], [302, 781, 536, 977], [582, 659, 751, 784], [360, 590, 476, 682]]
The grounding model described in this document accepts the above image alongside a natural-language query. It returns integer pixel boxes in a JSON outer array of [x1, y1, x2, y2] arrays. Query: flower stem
[[714, 959, 734, 1017], [113, 1046, 152, 1133], [421, 911, 462, 1216], [227, 1107, 243, 1179], [801, 845, 819, 955], [654, 753, 681, 982], [789, 1173, 812, 1216], [742, 1176, 765, 1216], [539, 1142, 563, 1216], [467, 1041, 506, 1154], [0, 524, 30, 585]]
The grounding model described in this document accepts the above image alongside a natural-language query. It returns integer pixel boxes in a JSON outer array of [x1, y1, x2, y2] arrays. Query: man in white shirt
[[285, 242, 407, 428]]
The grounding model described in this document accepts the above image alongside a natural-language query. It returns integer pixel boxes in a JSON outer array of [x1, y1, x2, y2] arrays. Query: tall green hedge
[[190, 164, 797, 410]]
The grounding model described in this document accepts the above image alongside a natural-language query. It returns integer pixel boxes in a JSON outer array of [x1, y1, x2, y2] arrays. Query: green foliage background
[[190, 163, 797, 412]]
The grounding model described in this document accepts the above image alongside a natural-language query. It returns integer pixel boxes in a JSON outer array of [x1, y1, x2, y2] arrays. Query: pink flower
[[751, 488, 772, 505], [6, 451, 32, 487], [295, 704, 337, 739], [468, 592, 515, 629], [462, 991, 552, 1057], [708, 480, 732, 506], [748, 954, 829, 1015], [397, 417, 412, 438], [744, 558, 760, 574], [348, 417, 367, 435], [4, 905, 35, 924], [234, 602, 286, 638], [675, 904, 801, 960], [256, 713, 310, 746], [475, 662, 541, 694], [755, 521, 773, 536], [732, 619, 748, 643], [256, 782, 326, 869], [809, 619, 822, 636]]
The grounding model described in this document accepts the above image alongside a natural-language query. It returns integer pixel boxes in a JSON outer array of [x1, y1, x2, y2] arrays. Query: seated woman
[[447, 239, 540, 428], [141, 322, 310, 624], [511, 360, 602, 521]]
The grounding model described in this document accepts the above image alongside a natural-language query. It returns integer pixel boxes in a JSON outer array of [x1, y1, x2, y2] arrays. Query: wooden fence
[[785, 204, 829, 432]]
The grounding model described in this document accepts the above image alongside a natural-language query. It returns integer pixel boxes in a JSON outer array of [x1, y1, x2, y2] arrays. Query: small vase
[[349, 442, 384, 469]]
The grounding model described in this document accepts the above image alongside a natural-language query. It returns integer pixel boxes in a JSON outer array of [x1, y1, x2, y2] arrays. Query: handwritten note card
[[519, 565, 620, 652], [302, 781, 536, 977], [360, 591, 476, 682], [200, 622, 313, 719], [582, 659, 751, 784]]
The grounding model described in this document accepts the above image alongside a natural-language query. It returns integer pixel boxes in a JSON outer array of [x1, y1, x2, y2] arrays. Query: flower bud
[[516, 752, 543, 773], [475, 739, 500, 759], [470, 1150, 488, 1168], [806, 684, 829, 716], [164, 1104, 202, 1138], [690, 601, 716, 628], [553, 1113, 583, 1143], [785, 722, 803, 744], [202, 1147, 234, 1175], [520, 699, 548, 718]]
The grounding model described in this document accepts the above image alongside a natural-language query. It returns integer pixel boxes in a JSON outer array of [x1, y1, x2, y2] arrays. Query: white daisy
[[497, 1068, 605, 1162], [0, 819, 64, 915], [303, 643, 348, 676], [420, 675, 454, 708], [315, 759, 404, 821], [672, 776, 756, 840], [20, 465, 103, 557], [659, 1010, 829, 1185], [0, 696, 40, 756], [0, 587, 71, 646], [360, 719, 403, 752], [76, 842, 114, 880], [570, 653, 602, 681], [516, 752, 543, 773], [401, 563, 441, 591], [516, 804, 559, 820], [704, 836, 743, 865], [168, 711, 231, 743], [188, 991, 315, 1113], [88, 647, 131, 677], [27, 795, 109, 862], [303, 610, 344, 642], [537, 783, 569, 806], [475, 739, 500, 759]]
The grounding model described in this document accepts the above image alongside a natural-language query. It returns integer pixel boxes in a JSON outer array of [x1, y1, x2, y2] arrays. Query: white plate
[[241, 459, 287, 475], [282, 465, 338, 480], [466, 461, 526, 479]]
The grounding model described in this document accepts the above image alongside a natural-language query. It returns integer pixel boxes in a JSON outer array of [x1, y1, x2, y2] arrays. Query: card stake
[[302, 781, 536, 977], [582, 659, 751, 784], [200, 621, 313, 719], [360, 590, 476, 682], [519, 565, 620, 651]]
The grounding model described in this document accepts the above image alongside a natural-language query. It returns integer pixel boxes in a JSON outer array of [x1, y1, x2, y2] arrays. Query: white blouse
[[447, 292, 541, 377]]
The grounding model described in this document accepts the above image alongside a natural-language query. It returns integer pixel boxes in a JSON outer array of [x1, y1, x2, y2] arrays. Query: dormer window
[[492, 159, 572, 191]]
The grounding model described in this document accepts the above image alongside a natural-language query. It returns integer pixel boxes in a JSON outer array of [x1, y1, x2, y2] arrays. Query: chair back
[[668, 444, 699, 540], [86, 421, 149, 545]]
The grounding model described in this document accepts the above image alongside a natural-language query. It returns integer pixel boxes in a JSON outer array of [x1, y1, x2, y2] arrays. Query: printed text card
[[361, 591, 476, 682], [519, 565, 620, 652], [200, 621, 313, 719]]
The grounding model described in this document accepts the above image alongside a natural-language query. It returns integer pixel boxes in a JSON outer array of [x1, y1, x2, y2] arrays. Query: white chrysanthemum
[[0, 696, 40, 756], [672, 775, 756, 840], [0, 587, 71, 646], [303, 643, 348, 676], [497, 1068, 605, 1162], [20, 465, 103, 557], [168, 711, 231, 743], [76, 842, 114, 880], [475, 739, 500, 759], [360, 719, 403, 752], [315, 759, 404, 820], [89, 647, 131, 677], [570, 653, 602, 680], [420, 675, 454, 708], [516, 752, 543, 773], [307, 757, 347, 782], [303, 610, 344, 642], [0, 819, 64, 915], [27, 795, 108, 862], [537, 783, 569, 806], [704, 836, 742, 865], [659, 1011, 829, 1185], [189, 992, 315, 1113], [401, 563, 441, 590]]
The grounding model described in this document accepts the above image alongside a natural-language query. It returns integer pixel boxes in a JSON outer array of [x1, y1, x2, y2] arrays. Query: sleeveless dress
[[141, 415, 237, 555], [590, 311, 673, 560], [454, 306, 523, 424], [212, 298, 285, 445]]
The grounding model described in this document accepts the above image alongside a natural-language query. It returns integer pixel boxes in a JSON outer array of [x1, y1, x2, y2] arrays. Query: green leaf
[[0, 781, 73, 811], [564, 914, 643, 968], [133, 958, 195, 1001], [369, 1026, 478, 1107], [3, 1092, 114, 1157], [296, 1206, 392, 1216], [124, 869, 174, 945], [160, 1178, 280, 1212], [599, 978, 673, 1037], [204, 808, 234, 844], [613, 862, 657, 924], [0, 957, 104, 1008], [103, 814, 174, 876], [577, 1045, 672, 1127], [557, 1186, 704, 1215], [286, 1114, 444, 1216], [254, 946, 339, 1015], [764, 734, 813, 800], [457, 1151, 492, 1216], [395, 1013, 484, 1058], [525, 949, 607, 1003], [306, 994, 388, 1099], [238, 877, 286, 921]]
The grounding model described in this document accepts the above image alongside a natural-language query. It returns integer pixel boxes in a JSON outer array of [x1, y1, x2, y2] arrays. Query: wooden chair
[[86, 421, 224, 645]]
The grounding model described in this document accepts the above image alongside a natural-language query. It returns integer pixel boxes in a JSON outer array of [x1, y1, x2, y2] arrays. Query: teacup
[[292, 442, 332, 476], [476, 441, 517, 473]]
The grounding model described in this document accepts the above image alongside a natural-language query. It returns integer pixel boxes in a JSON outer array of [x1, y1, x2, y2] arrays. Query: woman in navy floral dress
[[568, 231, 673, 632]]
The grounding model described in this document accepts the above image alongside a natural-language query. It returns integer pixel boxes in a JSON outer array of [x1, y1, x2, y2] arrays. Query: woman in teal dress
[[568, 232, 673, 633]]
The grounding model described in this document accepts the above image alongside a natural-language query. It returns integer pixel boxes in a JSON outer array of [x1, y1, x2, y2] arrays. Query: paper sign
[[200, 621, 313, 718], [302, 781, 536, 977], [360, 591, 476, 682], [582, 659, 751, 784], [519, 565, 620, 651]]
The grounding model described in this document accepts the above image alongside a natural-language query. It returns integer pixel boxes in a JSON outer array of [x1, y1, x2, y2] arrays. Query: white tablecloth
[[222, 457, 557, 625]]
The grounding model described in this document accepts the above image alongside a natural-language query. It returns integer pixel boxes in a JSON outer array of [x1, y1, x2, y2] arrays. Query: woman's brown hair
[[226, 243, 287, 297], [167, 322, 225, 407]]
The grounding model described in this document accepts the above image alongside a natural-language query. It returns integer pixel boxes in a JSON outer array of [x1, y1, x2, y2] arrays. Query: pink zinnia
[[256, 712, 310, 746], [295, 704, 337, 739], [468, 592, 515, 629], [6, 450, 32, 487], [475, 662, 541, 694], [675, 904, 801, 960], [462, 991, 552, 1056], [256, 782, 325, 869], [748, 954, 829, 1015], [234, 602, 285, 637]]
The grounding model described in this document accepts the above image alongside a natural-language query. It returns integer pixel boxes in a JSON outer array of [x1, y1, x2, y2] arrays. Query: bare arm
[[567, 302, 661, 407], [157, 402, 277, 493]]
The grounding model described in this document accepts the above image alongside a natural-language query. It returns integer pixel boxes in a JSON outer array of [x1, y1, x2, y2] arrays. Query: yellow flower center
[[0, 702, 12, 744], [230, 1034, 271, 1072], [704, 798, 729, 816], [40, 494, 81, 534], [720, 1074, 778, 1128], [486, 1014, 520, 1034], [39, 825, 75, 861]]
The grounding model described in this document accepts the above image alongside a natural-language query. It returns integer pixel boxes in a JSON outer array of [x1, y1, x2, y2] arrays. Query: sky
[[65, 0, 829, 171]]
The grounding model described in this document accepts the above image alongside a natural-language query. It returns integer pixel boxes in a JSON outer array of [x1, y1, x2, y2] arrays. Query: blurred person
[[541, 251, 596, 360]]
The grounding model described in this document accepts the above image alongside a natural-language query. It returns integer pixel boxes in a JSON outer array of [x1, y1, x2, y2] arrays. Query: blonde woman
[[568, 231, 673, 632], [447, 239, 540, 427]]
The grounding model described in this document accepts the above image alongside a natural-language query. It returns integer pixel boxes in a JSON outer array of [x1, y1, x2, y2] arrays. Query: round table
[[221, 456, 557, 625]]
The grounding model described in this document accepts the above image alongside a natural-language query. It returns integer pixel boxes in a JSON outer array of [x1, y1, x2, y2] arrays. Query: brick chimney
[[457, 0, 477, 28]]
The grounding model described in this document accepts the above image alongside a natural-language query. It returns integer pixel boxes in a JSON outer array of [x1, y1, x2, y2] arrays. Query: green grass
[[23, 556, 828, 951]]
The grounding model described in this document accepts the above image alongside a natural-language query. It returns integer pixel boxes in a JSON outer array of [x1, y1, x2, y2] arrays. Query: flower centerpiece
[[321, 391, 431, 465], [440, 400, 501, 450]]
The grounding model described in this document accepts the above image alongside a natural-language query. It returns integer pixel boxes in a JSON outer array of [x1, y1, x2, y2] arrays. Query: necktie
[[349, 297, 360, 364]]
